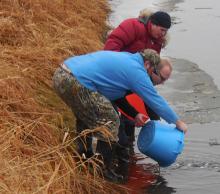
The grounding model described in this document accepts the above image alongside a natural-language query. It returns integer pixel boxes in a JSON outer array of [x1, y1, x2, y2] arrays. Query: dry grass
[[0, 0, 127, 193]]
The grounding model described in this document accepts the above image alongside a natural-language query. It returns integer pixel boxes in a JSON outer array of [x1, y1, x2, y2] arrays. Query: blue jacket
[[64, 51, 179, 124]]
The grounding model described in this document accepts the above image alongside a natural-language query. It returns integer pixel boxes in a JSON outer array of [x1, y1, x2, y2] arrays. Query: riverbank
[[0, 1, 127, 193]]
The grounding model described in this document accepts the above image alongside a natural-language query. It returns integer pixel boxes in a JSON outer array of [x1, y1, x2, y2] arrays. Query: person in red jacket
[[104, 10, 171, 53], [104, 10, 172, 160]]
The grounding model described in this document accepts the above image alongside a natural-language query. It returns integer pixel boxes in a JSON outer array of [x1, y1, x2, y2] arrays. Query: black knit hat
[[150, 11, 171, 29]]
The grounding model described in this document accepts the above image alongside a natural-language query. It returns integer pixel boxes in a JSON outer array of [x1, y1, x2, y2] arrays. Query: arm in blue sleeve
[[131, 74, 179, 124]]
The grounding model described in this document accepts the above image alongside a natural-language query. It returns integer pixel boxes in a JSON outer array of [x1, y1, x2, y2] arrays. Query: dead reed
[[0, 0, 127, 193]]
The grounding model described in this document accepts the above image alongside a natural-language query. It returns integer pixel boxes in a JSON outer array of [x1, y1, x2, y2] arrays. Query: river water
[[107, 0, 220, 193]]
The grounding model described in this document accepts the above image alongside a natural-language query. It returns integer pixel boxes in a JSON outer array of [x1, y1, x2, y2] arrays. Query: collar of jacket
[[138, 16, 149, 25], [139, 18, 154, 40]]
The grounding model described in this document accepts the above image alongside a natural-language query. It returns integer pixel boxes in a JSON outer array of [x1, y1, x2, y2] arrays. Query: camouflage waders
[[53, 65, 119, 142], [53, 64, 127, 182]]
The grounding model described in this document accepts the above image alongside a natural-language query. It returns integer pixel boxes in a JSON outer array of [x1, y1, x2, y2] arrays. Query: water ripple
[[171, 160, 220, 170]]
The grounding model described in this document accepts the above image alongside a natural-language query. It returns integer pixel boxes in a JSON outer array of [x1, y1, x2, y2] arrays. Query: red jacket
[[104, 18, 163, 54]]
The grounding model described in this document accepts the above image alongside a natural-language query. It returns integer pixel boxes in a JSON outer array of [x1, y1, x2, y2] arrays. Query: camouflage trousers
[[53, 66, 119, 142]]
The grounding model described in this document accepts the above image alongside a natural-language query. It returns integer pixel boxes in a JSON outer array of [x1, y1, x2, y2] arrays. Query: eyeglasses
[[153, 67, 167, 82]]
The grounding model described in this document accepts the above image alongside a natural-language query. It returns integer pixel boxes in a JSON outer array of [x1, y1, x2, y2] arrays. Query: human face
[[150, 24, 168, 39], [151, 66, 170, 85]]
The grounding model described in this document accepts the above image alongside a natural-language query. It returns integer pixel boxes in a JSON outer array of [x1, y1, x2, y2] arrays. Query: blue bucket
[[137, 120, 184, 167]]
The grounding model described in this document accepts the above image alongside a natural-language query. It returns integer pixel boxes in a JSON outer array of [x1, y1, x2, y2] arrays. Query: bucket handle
[[173, 132, 185, 154]]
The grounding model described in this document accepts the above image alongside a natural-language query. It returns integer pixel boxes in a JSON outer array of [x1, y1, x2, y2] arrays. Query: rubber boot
[[76, 120, 94, 159], [115, 144, 130, 163], [122, 115, 135, 146], [118, 118, 129, 147], [114, 143, 130, 182], [118, 115, 135, 156], [76, 136, 94, 159], [96, 140, 124, 183]]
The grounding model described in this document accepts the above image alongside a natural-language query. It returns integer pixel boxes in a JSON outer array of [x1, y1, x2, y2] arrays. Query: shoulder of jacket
[[120, 18, 144, 30]]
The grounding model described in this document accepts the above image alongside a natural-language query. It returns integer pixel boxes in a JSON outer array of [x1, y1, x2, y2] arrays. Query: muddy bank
[[158, 58, 220, 124]]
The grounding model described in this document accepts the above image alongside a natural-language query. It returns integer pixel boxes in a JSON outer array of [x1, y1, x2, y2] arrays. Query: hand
[[135, 113, 149, 127], [175, 120, 188, 133]]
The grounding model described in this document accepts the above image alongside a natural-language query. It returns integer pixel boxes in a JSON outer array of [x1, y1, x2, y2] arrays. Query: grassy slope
[[0, 0, 127, 193]]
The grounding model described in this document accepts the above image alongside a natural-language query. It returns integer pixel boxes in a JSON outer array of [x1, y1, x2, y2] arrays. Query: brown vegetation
[[0, 0, 127, 193]]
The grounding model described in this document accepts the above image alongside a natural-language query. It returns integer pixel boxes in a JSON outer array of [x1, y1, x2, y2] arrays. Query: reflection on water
[[124, 154, 176, 194], [146, 176, 176, 194], [124, 155, 157, 194]]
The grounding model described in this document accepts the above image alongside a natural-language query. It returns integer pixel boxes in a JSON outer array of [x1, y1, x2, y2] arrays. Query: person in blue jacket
[[53, 49, 187, 182]]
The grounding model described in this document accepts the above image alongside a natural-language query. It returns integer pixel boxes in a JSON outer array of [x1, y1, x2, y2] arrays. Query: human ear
[[144, 61, 150, 69]]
